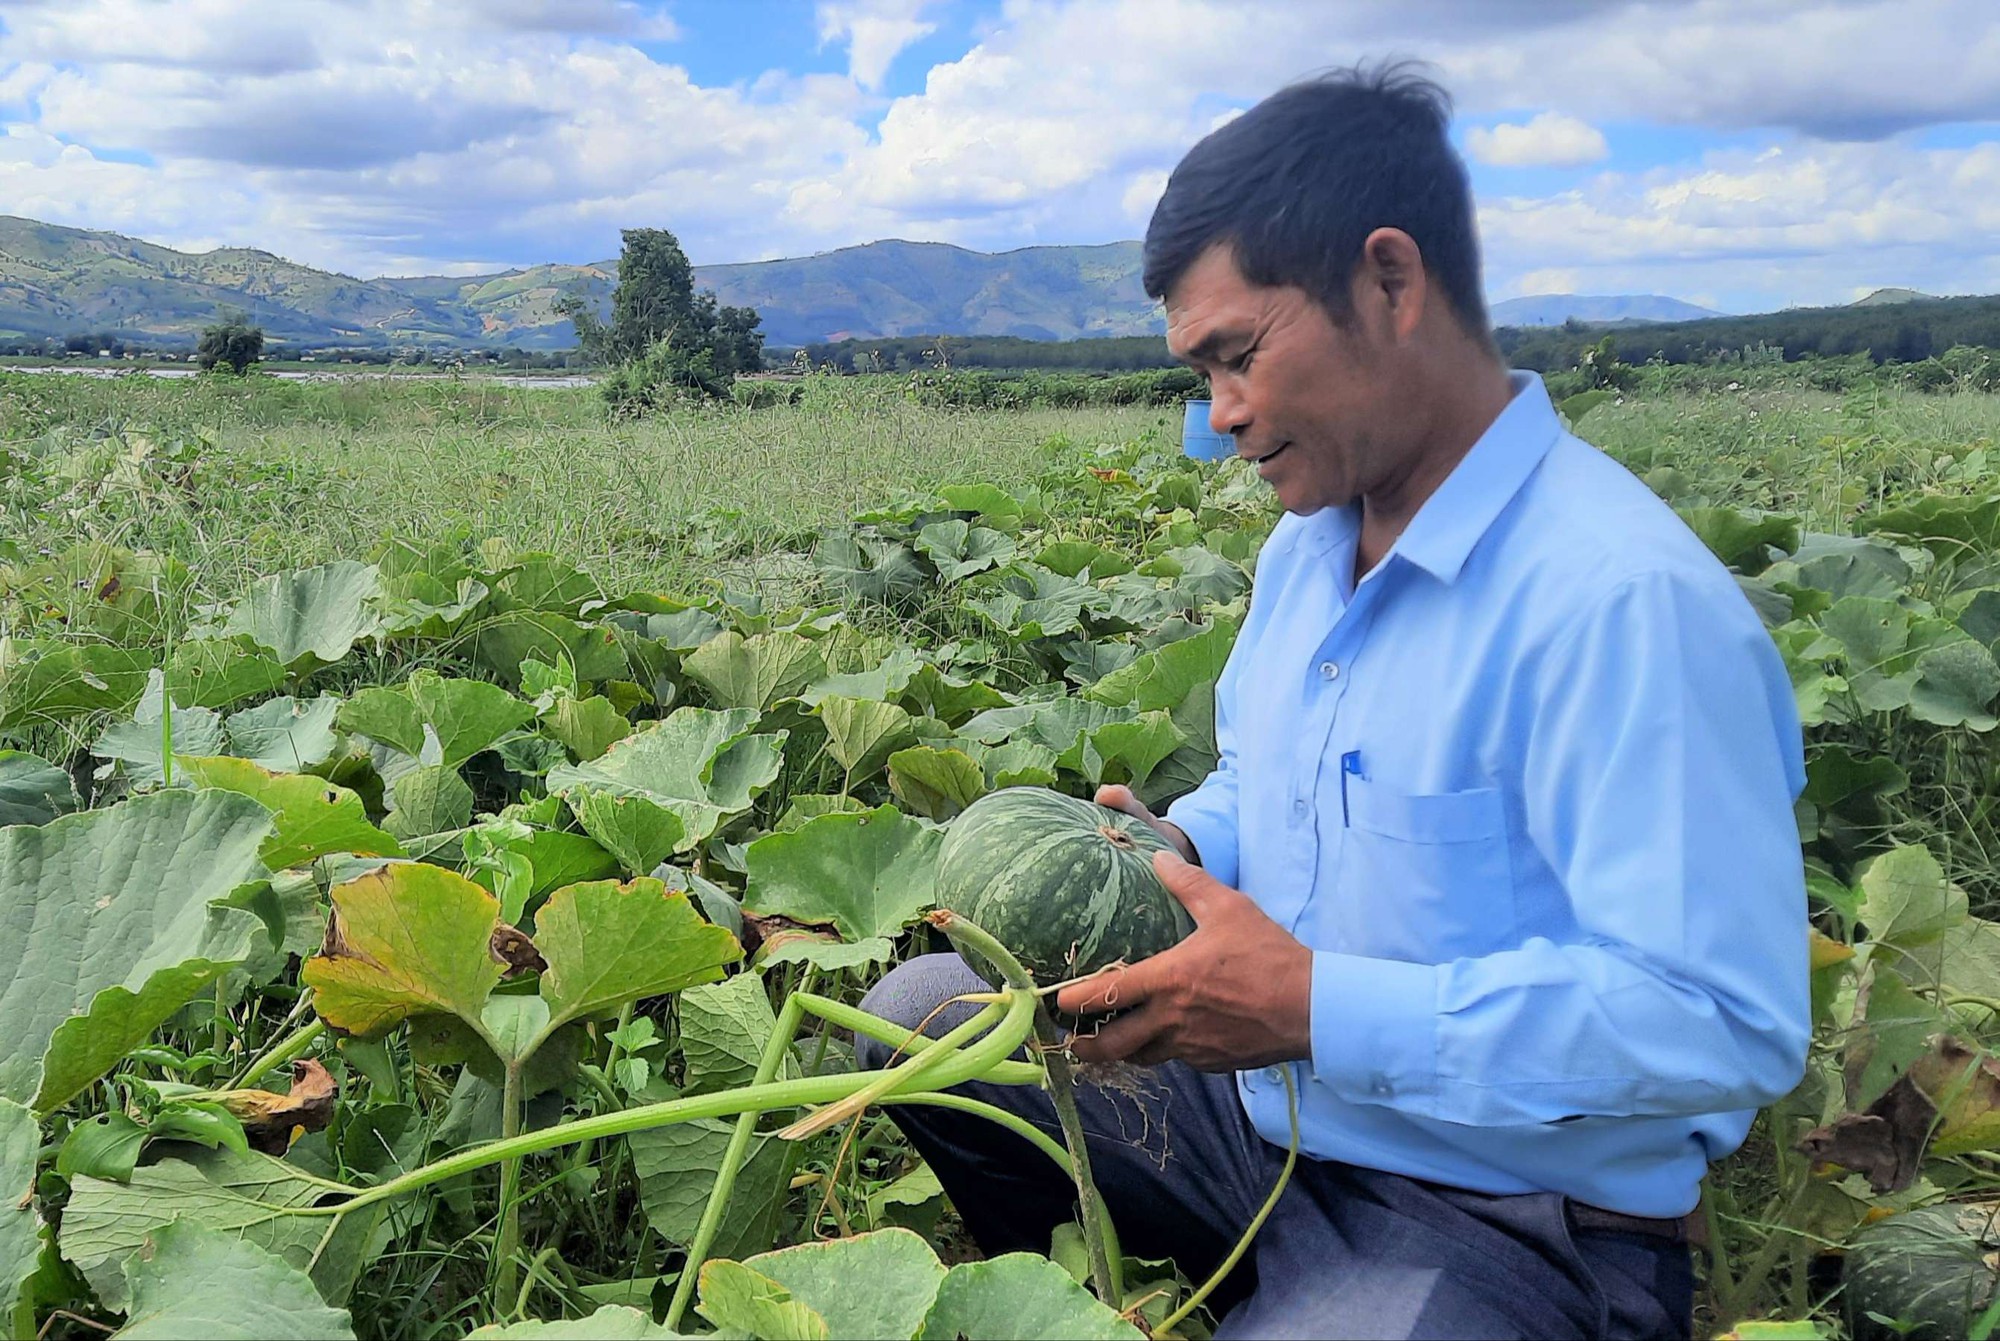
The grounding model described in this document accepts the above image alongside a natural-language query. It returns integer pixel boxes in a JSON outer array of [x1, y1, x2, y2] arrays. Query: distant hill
[[1851, 287, 1936, 307], [0, 216, 483, 345], [0, 215, 1165, 350], [1488, 294, 1726, 327]]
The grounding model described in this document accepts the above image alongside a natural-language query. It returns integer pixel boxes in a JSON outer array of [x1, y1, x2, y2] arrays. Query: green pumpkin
[[1845, 1201, 2000, 1340], [936, 786, 1193, 989]]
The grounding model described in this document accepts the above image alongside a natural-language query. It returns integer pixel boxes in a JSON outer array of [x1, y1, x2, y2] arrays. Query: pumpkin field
[[6, 364, 2000, 1339]]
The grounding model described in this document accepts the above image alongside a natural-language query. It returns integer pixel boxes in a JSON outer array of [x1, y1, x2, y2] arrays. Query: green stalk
[[789, 992, 1042, 1087], [494, 1062, 525, 1301], [282, 980, 1038, 1219], [777, 999, 1009, 1140], [930, 910, 1122, 1310], [231, 1017, 324, 1090], [665, 976, 814, 1331], [1155, 1069, 1298, 1337]]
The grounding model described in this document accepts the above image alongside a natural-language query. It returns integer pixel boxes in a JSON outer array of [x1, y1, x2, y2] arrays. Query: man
[[859, 63, 1807, 1339]]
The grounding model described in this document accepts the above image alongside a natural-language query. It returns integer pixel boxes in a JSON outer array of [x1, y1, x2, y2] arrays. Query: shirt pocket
[[1332, 782, 1517, 963]]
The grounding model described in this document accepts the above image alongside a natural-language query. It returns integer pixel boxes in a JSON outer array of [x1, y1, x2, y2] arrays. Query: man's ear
[[1358, 227, 1428, 343]]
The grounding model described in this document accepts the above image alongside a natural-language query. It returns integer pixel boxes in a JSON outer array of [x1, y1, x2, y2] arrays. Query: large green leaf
[[743, 1229, 948, 1341], [1909, 639, 2000, 729], [223, 696, 342, 772], [545, 695, 631, 761], [814, 529, 929, 608], [798, 647, 925, 708], [1858, 844, 1966, 951], [679, 972, 788, 1096], [92, 670, 226, 787], [303, 864, 505, 1041], [383, 765, 476, 841], [222, 561, 381, 670], [0, 749, 77, 826], [569, 791, 686, 874], [176, 757, 403, 872], [817, 695, 915, 783], [886, 746, 987, 821], [467, 612, 630, 688], [114, 1221, 355, 1340], [339, 670, 535, 768], [743, 806, 944, 942], [682, 632, 825, 712], [697, 1261, 828, 1340], [1858, 494, 2000, 560], [916, 521, 1017, 583], [165, 638, 288, 711], [0, 790, 272, 1111], [919, 1255, 1144, 1340], [535, 877, 739, 1029], [631, 1119, 789, 1261], [61, 1145, 379, 1310], [469, 1307, 688, 1338], [0, 639, 154, 733], [1678, 507, 1801, 574], [966, 565, 1102, 640], [547, 708, 786, 850], [0, 1100, 38, 1321]]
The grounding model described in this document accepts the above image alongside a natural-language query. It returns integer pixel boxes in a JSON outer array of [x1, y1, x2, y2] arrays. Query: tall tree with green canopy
[[568, 227, 764, 408]]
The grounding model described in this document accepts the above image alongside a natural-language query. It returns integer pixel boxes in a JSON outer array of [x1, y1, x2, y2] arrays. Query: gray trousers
[[859, 954, 1693, 1340]]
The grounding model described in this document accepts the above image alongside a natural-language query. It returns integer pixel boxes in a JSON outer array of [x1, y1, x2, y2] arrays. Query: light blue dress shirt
[[1164, 372, 1809, 1217]]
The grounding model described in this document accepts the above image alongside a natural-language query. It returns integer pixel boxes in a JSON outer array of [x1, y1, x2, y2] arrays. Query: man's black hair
[[1143, 60, 1490, 336]]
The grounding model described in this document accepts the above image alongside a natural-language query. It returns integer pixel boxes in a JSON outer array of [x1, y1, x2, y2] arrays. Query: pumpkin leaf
[[535, 878, 739, 1030], [743, 805, 943, 942], [176, 757, 403, 871], [681, 631, 825, 712], [886, 746, 987, 821], [113, 1220, 356, 1340], [0, 790, 272, 1111], [221, 560, 381, 671], [547, 707, 786, 850]]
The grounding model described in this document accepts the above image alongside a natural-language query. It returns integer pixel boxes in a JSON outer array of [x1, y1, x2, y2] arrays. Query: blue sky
[[0, 0, 1995, 315]]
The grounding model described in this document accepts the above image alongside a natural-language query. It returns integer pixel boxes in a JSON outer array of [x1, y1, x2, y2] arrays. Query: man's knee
[[854, 953, 992, 1070]]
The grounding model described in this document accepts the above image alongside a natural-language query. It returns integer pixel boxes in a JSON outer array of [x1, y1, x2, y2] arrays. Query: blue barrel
[[1181, 399, 1235, 460]]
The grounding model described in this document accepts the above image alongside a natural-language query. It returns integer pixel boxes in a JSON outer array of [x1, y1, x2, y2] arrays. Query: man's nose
[[1208, 383, 1250, 438]]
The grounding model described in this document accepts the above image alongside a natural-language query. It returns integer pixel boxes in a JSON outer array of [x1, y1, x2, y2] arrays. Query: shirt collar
[[1383, 370, 1563, 585]]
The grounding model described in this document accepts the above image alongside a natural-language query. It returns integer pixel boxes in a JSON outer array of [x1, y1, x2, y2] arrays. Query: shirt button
[[1263, 1067, 1286, 1085], [1369, 1075, 1393, 1096], [1291, 798, 1308, 819], [1319, 661, 1339, 681]]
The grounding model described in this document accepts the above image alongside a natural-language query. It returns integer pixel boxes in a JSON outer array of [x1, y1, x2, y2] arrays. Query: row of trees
[[1497, 294, 2000, 372]]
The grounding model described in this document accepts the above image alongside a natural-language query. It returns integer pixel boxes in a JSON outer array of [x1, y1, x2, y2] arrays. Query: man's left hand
[[1054, 850, 1314, 1071]]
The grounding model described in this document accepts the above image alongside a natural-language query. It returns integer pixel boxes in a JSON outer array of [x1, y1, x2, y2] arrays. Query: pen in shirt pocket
[[1340, 750, 1364, 826]]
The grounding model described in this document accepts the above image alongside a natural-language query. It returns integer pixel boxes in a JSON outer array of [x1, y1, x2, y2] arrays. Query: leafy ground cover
[[5, 368, 2000, 1338]]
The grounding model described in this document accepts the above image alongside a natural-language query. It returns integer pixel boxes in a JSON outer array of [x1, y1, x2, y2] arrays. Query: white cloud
[[1465, 112, 1608, 168], [0, 0, 1993, 314], [817, 0, 937, 92], [1514, 268, 1580, 296]]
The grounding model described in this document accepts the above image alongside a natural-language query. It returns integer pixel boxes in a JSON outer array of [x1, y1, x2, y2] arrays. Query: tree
[[567, 227, 764, 408], [197, 311, 264, 375]]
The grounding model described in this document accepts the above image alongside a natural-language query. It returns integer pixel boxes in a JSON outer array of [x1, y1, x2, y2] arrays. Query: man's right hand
[[1094, 785, 1199, 865]]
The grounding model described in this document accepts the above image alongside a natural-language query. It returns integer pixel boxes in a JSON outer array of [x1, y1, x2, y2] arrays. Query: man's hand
[[1053, 848, 1314, 1072], [1094, 784, 1197, 863]]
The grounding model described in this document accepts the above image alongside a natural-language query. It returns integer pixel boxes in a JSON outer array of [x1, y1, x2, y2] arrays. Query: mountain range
[[0, 213, 1784, 350]]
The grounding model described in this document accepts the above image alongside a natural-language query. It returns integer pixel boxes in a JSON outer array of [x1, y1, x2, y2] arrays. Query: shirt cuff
[[1310, 951, 1439, 1108], [1162, 788, 1239, 888]]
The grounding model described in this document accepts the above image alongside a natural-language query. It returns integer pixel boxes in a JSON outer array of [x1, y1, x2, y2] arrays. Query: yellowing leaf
[[304, 864, 505, 1039]]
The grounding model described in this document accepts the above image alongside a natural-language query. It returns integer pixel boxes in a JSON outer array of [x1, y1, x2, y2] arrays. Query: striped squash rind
[[935, 786, 1193, 989]]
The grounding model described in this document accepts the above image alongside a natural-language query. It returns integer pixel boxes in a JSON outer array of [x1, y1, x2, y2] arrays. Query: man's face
[[1165, 243, 1398, 517]]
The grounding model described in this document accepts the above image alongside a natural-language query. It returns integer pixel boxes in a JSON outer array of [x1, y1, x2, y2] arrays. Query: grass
[[0, 370, 1176, 606]]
